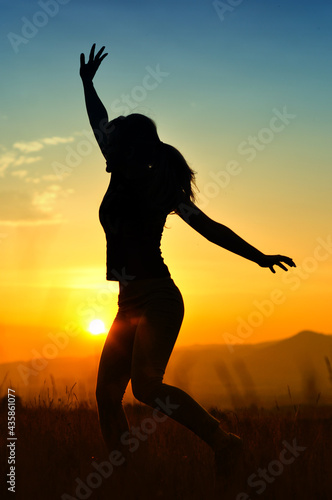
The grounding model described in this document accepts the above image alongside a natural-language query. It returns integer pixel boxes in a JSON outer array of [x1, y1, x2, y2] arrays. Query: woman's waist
[[118, 276, 183, 307]]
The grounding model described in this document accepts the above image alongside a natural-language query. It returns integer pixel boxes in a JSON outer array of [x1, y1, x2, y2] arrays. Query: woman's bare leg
[[130, 282, 223, 446], [96, 311, 136, 454]]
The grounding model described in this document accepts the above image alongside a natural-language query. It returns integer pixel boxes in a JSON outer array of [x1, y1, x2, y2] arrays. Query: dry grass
[[1, 392, 331, 500]]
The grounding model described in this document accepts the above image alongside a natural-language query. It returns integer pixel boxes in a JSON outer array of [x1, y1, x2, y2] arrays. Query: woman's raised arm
[[80, 44, 109, 157], [176, 200, 296, 274]]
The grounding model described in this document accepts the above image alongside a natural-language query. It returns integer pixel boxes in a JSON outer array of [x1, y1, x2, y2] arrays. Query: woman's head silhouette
[[105, 113, 197, 213], [105, 113, 160, 176]]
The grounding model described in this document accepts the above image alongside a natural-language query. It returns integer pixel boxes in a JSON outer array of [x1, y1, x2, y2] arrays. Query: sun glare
[[88, 319, 106, 335]]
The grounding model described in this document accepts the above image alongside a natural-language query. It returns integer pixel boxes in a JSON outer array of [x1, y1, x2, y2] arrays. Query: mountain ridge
[[1, 330, 332, 408]]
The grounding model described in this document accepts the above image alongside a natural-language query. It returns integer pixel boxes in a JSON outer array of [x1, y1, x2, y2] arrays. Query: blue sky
[[2, 0, 331, 139]]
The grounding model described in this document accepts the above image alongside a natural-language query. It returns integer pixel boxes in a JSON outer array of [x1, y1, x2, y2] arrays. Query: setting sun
[[88, 319, 106, 335]]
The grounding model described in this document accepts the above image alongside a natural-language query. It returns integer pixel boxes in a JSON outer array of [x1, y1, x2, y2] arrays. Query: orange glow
[[88, 319, 106, 335]]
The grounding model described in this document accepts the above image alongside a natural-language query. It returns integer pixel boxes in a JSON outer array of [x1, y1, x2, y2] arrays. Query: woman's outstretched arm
[[80, 44, 109, 157], [176, 200, 296, 273]]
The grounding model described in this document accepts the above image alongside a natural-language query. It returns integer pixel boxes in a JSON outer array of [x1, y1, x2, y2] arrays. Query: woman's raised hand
[[258, 254, 296, 274], [80, 43, 108, 82]]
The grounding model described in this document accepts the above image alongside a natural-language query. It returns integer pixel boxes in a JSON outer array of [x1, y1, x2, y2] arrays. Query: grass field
[[1, 393, 331, 500]]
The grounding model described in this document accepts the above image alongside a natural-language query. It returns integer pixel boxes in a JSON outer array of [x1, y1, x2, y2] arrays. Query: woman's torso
[[99, 173, 171, 282]]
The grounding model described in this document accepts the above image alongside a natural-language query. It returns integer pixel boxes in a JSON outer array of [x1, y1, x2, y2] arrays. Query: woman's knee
[[96, 381, 124, 409], [131, 377, 160, 405], [96, 383, 107, 408]]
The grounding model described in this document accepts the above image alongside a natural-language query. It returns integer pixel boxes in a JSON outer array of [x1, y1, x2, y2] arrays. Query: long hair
[[150, 141, 197, 214], [108, 113, 197, 214]]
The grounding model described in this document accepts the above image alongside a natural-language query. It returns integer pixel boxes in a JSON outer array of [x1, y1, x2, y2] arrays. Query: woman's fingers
[[98, 52, 108, 65], [266, 255, 296, 273], [87, 44, 107, 64], [275, 256, 296, 272], [280, 256, 296, 268], [80, 44, 107, 81], [89, 43, 96, 62], [96, 46, 106, 59], [95, 54, 108, 68]]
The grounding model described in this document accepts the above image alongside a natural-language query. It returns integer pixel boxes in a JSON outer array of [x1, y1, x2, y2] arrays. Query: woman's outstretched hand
[[258, 254, 296, 274], [80, 43, 108, 83]]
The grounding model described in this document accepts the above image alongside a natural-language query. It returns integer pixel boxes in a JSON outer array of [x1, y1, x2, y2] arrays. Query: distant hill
[[1, 331, 332, 408], [166, 330, 332, 407]]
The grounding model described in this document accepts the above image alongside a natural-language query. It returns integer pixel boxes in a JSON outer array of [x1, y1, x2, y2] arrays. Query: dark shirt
[[99, 173, 171, 282]]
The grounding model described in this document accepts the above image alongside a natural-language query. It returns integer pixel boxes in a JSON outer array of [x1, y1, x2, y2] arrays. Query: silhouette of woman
[[80, 44, 296, 472]]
